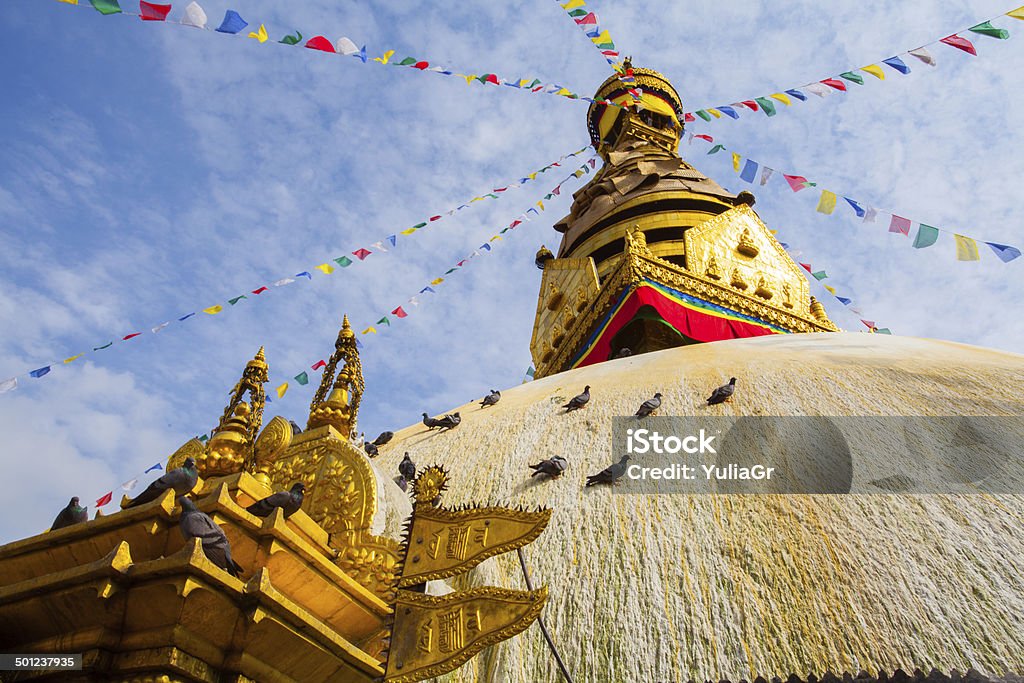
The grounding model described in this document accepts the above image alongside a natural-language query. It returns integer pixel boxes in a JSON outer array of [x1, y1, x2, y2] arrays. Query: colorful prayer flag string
[[0, 145, 592, 395], [553, 0, 637, 101], [681, 5, 1019, 125], [690, 133, 1021, 263]]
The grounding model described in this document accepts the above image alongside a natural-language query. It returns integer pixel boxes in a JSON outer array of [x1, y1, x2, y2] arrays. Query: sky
[[0, 0, 1022, 542]]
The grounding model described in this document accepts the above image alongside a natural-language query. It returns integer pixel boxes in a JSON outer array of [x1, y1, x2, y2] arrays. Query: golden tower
[[530, 63, 837, 378]]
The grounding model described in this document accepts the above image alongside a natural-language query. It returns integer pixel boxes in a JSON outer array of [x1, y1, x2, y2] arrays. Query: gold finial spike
[[308, 314, 364, 432]]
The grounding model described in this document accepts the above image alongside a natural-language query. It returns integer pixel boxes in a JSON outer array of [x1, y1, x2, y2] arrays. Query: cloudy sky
[[1, 0, 1021, 541]]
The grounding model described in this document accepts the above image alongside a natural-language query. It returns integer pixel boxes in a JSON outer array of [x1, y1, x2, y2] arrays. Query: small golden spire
[[308, 315, 364, 433], [198, 347, 269, 477]]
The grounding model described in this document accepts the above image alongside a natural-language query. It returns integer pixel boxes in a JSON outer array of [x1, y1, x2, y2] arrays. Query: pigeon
[[399, 453, 416, 482], [529, 456, 567, 479], [422, 412, 444, 430], [126, 457, 199, 508], [635, 392, 663, 419], [395, 476, 409, 492], [563, 386, 591, 413], [437, 412, 461, 431], [364, 440, 379, 457], [585, 455, 631, 487], [246, 483, 305, 519], [178, 497, 244, 578], [706, 378, 737, 405], [51, 496, 88, 531], [288, 420, 303, 435], [615, 347, 633, 358], [479, 390, 501, 408], [373, 431, 394, 446]]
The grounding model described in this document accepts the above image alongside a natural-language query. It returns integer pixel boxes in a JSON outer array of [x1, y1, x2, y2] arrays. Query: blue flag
[[216, 10, 248, 34], [295, 271, 312, 280], [144, 463, 163, 473], [785, 89, 807, 101], [844, 197, 866, 218], [883, 56, 911, 74], [29, 366, 51, 378], [836, 296, 852, 305], [717, 105, 739, 120], [739, 159, 758, 183], [987, 242, 1022, 262]]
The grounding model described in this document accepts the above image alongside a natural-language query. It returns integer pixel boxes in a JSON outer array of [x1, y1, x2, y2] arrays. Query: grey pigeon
[[372, 431, 394, 446], [399, 453, 416, 482], [126, 457, 198, 508], [615, 347, 633, 358], [585, 455, 631, 487], [480, 390, 501, 408], [246, 482, 305, 519], [395, 476, 409, 492], [437, 412, 461, 431], [51, 496, 88, 531], [422, 412, 444, 430], [364, 440, 379, 457], [707, 378, 737, 405], [635, 392, 663, 419], [563, 386, 591, 413], [288, 420, 303, 435], [179, 497, 243, 577], [529, 456, 567, 479]]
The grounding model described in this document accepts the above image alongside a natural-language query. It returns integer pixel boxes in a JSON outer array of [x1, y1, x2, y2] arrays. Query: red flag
[[352, 248, 372, 260], [940, 35, 977, 56], [740, 100, 759, 111], [574, 12, 598, 25], [799, 263, 813, 273], [429, 215, 442, 221], [311, 360, 326, 370], [588, 158, 596, 168], [485, 74, 500, 85], [494, 187, 507, 192], [252, 286, 268, 294], [96, 491, 113, 507], [413, 61, 429, 70], [684, 112, 695, 123], [304, 36, 335, 52], [392, 306, 408, 318], [888, 215, 911, 236], [510, 220, 521, 228], [783, 174, 811, 192], [860, 319, 876, 329], [694, 134, 714, 142], [552, 186, 561, 195], [139, 1, 171, 20], [821, 78, 847, 91], [123, 333, 141, 340]]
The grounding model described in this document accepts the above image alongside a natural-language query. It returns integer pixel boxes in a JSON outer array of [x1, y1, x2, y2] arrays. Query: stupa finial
[[307, 314, 364, 433]]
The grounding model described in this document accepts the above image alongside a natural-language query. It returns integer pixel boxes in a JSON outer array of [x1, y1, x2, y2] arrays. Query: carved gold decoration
[[783, 283, 794, 309], [335, 531, 402, 601], [705, 255, 722, 280], [730, 268, 748, 291], [810, 296, 828, 322], [737, 228, 759, 257], [252, 415, 293, 486], [755, 276, 773, 300], [545, 282, 563, 311], [399, 505, 552, 586], [574, 285, 589, 313], [384, 586, 548, 683], [308, 315, 364, 434], [166, 437, 205, 472], [551, 321, 565, 348], [412, 464, 449, 506]]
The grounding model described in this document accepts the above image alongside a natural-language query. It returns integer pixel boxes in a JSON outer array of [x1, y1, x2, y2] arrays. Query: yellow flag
[[401, 227, 418, 235], [707, 108, 723, 119], [361, 327, 377, 335], [590, 30, 612, 46], [556, 88, 573, 96], [519, 78, 532, 87], [276, 382, 288, 398], [470, 196, 485, 202], [537, 200, 545, 210], [770, 92, 791, 106], [463, 74, 477, 84], [490, 235, 502, 242], [528, 172, 538, 179], [862, 64, 885, 80], [431, 277, 444, 285], [63, 354, 83, 364], [1007, 6, 1024, 19], [58, 0, 79, 4], [561, 0, 585, 9], [316, 263, 335, 275], [248, 24, 268, 42], [824, 284, 836, 295], [816, 190, 838, 215], [955, 234, 980, 261], [203, 305, 223, 315], [373, 50, 394, 64], [731, 153, 741, 171]]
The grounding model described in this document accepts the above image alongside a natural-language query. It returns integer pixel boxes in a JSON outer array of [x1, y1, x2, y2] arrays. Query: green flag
[[754, 97, 777, 116], [399, 57, 417, 66], [812, 270, 828, 281], [334, 256, 353, 267], [969, 21, 1009, 39], [707, 144, 724, 155], [695, 110, 712, 122], [93, 341, 113, 350], [840, 71, 864, 85], [444, 268, 458, 274], [228, 295, 247, 305], [913, 224, 939, 249], [90, 0, 122, 14], [295, 371, 309, 386], [377, 316, 390, 326], [280, 31, 303, 45]]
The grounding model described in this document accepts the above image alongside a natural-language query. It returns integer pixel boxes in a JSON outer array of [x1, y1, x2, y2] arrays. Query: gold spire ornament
[[307, 315, 364, 434], [199, 347, 268, 477]]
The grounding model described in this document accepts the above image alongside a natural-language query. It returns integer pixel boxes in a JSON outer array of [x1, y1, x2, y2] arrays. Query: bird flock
[[46, 376, 737, 580]]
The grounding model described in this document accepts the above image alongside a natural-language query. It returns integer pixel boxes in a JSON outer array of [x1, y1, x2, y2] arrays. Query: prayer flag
[[840, 71, 864, 85], [909, 47, 936, 65], [145, 463, 163, 473], [96, 492, 113, 507], [215, 10, 247, 34], [1009, 6, 1024, 20], [352, 248, 371, 261], [181, 1, 206, 27], [228, 295, 246, 305], [770, 93, 791, 106], [784, 89, 807, 101], [837, 297, 852, 305], [941, 35, 978, 55], [739, 159, 758, 183], [295, 372, 309, 386], [392, 306, 408, 318], [888, 215, 911, 236], [139, 1, 171, 20], [812, 271, 828, 281], [316, 263, 335, 275], [821, 78, 847, 91], [274, 278, 295, 286], [280, 31, 303, 45], [89, 0, 122, 14], [707, 109, 723, 118], [203, 305, 223, 315], [362, 327, 376, 334], [295, 271, 312, 279], [430, 277, 444, 285], [276, 382, 288, 398], [861, 64, 885, 79], [883, 56, 910, 74], [1, 377, 19, 394], [740, 100, 758, 110], [64, 354, 83, 363], [421, 286, 437, 293], [377, 317, 390, 326], [783, 174, 811, 192], [968, 22, 1009, 39], [804, 83, 830, 97], [863, 207, 878, 223], [388, 234, 397, 246], [913, 224, 939, 249], [799, 263, 812, 273], [122, 479, 137, 491], [816, 190, 837, 214], [824, 285, 836, 294], [334, 256, 353, 267], [987, 242, 1022, 262], [759, 167, 774, 186], [844, 197, 866, 217], [695, 110, 712, 121], [30, 366, 51, 378], [94, 342, 113, 350], [861, 319, 876, 329], [954, 234, 980, 261], [754, 97, 776, 116], [306, 36, 335, 52], [248, 24, 268, 42], [178, 313, 195, 321], [707, 144, 724, 155], [312, 360, 326, 370], [718, 106, 739, 119], [252, 286, 268, 294], [731, 153, 741, 171], [123, 332, 141, 340], [336, 36, 359, 55]]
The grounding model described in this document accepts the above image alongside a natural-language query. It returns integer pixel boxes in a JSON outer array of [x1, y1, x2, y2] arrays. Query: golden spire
[[307, 315, 364, 434], [202, 347, 269, 476]]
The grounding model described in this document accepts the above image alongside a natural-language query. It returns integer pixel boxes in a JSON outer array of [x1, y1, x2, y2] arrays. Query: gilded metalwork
[[383, 586, 548, 683], [166, 437, 205, 472], [251, 415, 293, 486], [308, 315, 364, 435]]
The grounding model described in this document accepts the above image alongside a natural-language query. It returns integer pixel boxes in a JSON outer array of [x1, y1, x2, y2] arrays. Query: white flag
[[274, 278, 296, 287], [336, 37, 359, 55], [804, 83, 830, 98], [182, 1, 207, 28], [370, 241, 388, 252], [0, 377, 16, 394], [909, 48, 936, 66], [863, 207, 878, 223], [152, 322, 170, 334], [759, 167, 774, 186], [121, 479, 138, 492]]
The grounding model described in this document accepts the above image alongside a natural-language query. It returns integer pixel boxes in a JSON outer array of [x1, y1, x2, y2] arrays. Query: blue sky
[[1, 0, 1022, 541]]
